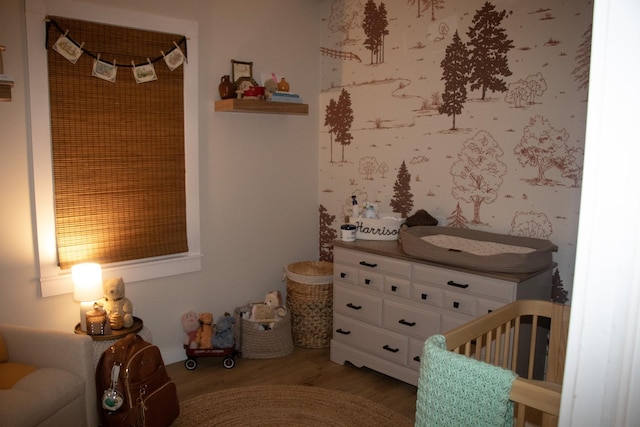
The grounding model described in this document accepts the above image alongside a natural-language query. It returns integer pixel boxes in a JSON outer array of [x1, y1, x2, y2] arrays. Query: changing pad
[[399, 226, 557, 274]]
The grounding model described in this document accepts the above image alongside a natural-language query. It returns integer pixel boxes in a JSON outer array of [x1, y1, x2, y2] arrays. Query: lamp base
[[79, 301, 94, 332]]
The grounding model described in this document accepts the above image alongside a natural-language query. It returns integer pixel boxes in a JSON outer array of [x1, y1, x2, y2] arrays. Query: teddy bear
[[250, 290, 287, 329], [195, 312, 215, 349], [212, 312, 236, 349], [101, 277, 134, 329], [181, 310, 200, 349]]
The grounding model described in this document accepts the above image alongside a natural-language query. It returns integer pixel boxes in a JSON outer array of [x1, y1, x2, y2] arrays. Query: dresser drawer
[[383, 300, 440, 339], [411, 282, 444, 308], [358, 270, 384, 291], [333, 263, 358, 285], [408, 338, 425, 371], [476, 298, 505, 317], [335, 247, 411, 277], [333, 314, 408, 365], [441, 312, 473, 333], [443, 291, 477, 316], [334, 284, 382, 325], [385, 276, 411, 299], [413, 263, 515, 301]]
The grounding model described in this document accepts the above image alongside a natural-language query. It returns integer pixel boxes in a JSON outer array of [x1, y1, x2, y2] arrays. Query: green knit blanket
[[415, 334, 517, 427]]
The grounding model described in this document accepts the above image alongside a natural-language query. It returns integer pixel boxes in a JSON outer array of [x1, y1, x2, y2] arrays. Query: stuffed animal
[[250, 290, 287, 329], [181, 310, 200, 349], [101, 277, 134, 329], [212, 313, 236, 349], [195, 312, 215, 349]]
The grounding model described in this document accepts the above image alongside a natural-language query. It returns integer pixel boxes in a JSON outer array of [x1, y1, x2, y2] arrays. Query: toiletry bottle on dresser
[[351, 195, 358, 220]]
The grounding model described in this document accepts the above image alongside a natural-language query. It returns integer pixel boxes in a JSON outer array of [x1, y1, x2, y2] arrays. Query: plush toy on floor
[[250, 290, 287, 329], [101, 277, 134, 329], [212, 312, 236, 349], [195, 312, 215, 349], [181, 310, 200, 349]]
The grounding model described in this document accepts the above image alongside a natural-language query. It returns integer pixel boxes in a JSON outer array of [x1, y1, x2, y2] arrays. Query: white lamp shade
[[72, 263, 103, 302]]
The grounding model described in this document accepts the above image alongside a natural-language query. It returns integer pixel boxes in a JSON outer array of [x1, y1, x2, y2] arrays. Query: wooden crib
[[443, 299, 570, 427]]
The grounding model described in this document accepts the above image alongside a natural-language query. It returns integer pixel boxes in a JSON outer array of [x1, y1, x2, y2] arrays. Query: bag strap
[[110, 333, 140, 365]]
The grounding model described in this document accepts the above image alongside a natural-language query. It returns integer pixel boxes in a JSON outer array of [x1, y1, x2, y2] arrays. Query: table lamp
[[72, 263, 103, 332]]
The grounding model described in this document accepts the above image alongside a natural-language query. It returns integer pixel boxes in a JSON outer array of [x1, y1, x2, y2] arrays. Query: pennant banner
[[133, 60, 157, 84], [47, 17, 187, 84]]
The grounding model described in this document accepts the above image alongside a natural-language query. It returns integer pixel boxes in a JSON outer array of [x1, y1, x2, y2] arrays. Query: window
[[26, 0, 201, 297]]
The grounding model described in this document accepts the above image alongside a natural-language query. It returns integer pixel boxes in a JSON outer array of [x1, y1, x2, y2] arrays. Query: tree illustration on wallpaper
[[572, 24, 592, 92], [324, 89, 354, 163], [390, 160, 414, 218], [407, 0, 444, 20], [439, 30, 470, 130], [446, 202, 469, 228], [514, 115, 581, 187], [324, 98, 338, 163], [363, 0, 389, 64], [451, 131, 507, 224], [435, 22, 449, 42], [328, 0, 364, 45], [467, 2, 514, 100], [378, 162, 389, 178], [551, 269, 569, 304], [359, 156, 379, 180], [407, 0, 424, 18], [422, 0, 445, 21], [505, 72, 548, 108], [319, 204, 338, 262], [509, 211, 552, 239]]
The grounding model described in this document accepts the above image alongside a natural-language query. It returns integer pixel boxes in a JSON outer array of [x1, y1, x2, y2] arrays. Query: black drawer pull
[[413, 356, 420, 362], [383, 345, 399, 353], [398, 319, 416, 327], [346, 303, 362, 310], [421, 293, 428, 300], [447, 280, 469, 289], [365, 278, 371, 285], [391, 285, 397, 292], [453, 301, 460, 309], [340, 272, 347, 278], [359, 261, 378, 268], [336, 328, 351, 335]]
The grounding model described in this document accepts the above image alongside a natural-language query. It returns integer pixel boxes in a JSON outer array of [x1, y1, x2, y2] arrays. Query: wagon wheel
[[185, 358, 198, 370], [222, 356, 235, 369]]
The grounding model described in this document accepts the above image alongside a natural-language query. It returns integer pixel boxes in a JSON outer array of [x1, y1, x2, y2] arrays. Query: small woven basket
[[285, 261, 333, 349], [235, 309, 294, 359]]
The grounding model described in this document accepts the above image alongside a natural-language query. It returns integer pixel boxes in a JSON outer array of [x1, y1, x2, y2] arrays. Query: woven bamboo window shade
[[47, 16, 188, 270]]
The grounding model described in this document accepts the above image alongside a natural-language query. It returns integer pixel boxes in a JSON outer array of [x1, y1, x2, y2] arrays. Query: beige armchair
[[0, 323, 98, 427]]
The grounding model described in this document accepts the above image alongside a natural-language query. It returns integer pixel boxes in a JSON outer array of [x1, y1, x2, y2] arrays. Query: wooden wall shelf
[[214, 99, 308, 115]]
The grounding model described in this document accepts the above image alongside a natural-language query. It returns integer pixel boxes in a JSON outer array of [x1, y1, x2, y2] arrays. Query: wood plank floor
[[166, 346, 418, 422]]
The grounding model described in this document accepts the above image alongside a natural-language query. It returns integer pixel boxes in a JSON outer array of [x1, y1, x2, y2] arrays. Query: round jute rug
[[174, 384, 413, 426]]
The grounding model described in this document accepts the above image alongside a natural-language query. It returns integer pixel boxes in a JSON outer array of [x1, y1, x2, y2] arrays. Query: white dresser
[[330, 240, 553, 386]]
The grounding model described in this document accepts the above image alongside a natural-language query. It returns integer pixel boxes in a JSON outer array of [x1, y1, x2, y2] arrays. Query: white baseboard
[[162, 344, 187, 365]]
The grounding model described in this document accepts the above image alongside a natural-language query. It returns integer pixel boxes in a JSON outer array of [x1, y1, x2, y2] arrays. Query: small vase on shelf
[[277, 77, 290, 92], [218, 75, 235, 100]]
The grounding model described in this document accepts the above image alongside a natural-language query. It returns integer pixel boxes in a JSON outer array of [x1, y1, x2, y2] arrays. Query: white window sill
[[39, 253, 203, 297]]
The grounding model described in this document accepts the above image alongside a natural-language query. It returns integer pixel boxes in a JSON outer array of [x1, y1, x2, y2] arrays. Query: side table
[[74, 317, 153, 368]]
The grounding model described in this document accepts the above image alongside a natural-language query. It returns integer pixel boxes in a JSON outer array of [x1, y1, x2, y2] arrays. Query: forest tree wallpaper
[[318, 0, 593, 302]]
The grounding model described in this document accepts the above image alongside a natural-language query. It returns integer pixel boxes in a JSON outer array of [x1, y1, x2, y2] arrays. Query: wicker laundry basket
[[285, 261, 333, 349], [234, 307, 294, 359]]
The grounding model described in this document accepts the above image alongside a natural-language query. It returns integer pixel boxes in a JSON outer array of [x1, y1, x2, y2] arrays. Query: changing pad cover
[[400, 226, 557, 274]]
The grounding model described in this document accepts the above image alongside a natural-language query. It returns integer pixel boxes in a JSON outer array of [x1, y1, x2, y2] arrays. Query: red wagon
[[183, 345, 238, 370]]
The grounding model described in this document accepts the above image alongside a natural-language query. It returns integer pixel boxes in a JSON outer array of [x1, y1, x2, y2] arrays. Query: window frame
[[26, 0, 201, 297]]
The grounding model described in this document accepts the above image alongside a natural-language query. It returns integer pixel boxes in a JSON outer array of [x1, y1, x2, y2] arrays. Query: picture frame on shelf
[[231, 59, 253, 83]]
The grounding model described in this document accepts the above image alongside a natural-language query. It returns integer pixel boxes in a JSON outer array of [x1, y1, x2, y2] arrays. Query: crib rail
[[444, 300, 570, 427]]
